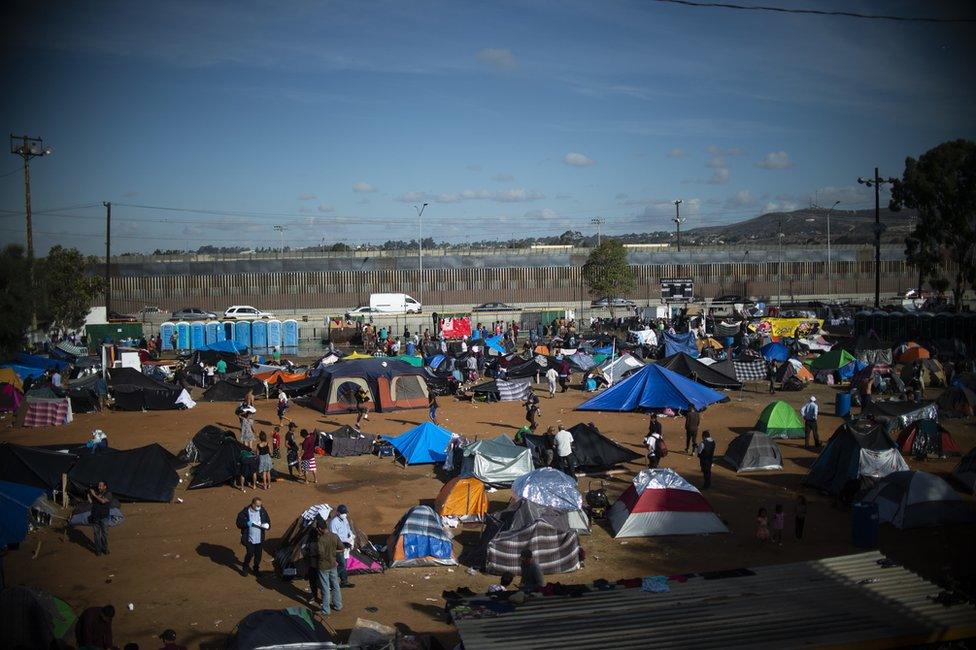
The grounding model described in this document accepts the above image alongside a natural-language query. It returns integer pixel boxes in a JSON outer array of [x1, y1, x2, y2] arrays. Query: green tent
[[808, 348, 855, 371], [755, 401, 805, 438], [394, 354, 424, 368]]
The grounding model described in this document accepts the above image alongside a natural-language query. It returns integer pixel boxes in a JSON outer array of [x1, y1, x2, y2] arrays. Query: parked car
[[369, 293, 422, 314], [223, 305, 275, 320], [472, 302, 521, 312], [345, 306, 381, 318], [590, 297, 636, 308], [107, 310, 137, 323], [139, 306, 164, 318], [171, 307, 218, 321]]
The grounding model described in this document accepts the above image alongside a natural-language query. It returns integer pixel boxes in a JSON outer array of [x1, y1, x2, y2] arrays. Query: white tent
[[511, 468, 590, 533], [608, 469, 729, 538], [597, 353, 644, 385], [859, 471, 976, 529], [460, 435, 534, 486]]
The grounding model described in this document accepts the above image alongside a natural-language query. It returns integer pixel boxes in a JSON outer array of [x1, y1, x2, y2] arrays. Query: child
[[285, 427, 299, 478], [271, 426, 281, 459], [428, 393, 439, 424], [277, 388, 290, 425], [795, 495, 807, 540], [771, 504, 785, 545], [756, 507, 769, 544]]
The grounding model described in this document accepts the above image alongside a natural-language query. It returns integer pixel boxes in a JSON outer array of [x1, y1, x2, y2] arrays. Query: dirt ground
[[3, 379, 975, 648]]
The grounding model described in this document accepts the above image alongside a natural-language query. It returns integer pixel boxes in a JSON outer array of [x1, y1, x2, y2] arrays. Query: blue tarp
[[576, 363, 727, 412], [594, 345, 614, 355], [761, 342, 790, 362], [16, 353, 69, 371], [485, 335, 506, 354], [196, 340, 248, 354], [401, 533, 453, 561], [383, 422, 453, 464], [427, 354, 446, 370], [838, 359, 869, 381], [664, 332, 699, 359], [0, 480, 46, 546], [1, 364, 49, 380]]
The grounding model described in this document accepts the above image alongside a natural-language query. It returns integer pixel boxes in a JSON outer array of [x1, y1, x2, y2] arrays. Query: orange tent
[[255, 369, 308, 384], [794, 364, 814, 382], [897, 345, 930, 363], [534, 345, 551, 356], [434, 476, 488, 522]]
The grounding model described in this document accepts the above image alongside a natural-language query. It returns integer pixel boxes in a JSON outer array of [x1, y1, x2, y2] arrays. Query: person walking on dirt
[[644, 429, 664, 468], [523, 392, 541, 431], [314, 518, 344, 619], [428, 392, 439, 424], [697, 430, 715, 489], [88, 481, 113, 556], [355, 387, 370, 427], [545, 366, 558, 398], [236, 497, 270, 577], [300, 429, 317, 484], [285, 424, 300, 478], [554, 423, 576, 477], [684, 405, 700, 455], [800, 395, 821, 449], [329, 504, 357, 589], [276, 387, 290, 425]]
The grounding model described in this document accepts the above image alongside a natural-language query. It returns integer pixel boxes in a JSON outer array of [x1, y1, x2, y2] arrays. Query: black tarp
[[66, 386, 99, 413], [277, 376, 318, 397], [201, 378, 265, 402], [472, 380, 500, 402], [658, 353, 742, 389], [952, 447, 976, 493], [0, 443, 78, 491], [524, 422, 641, 471], [803, 420, 901, 495], [68, 444, 180, 502], [424, 368, 456, 396], [318, 425, 372, 457], [226, 608, 332, 650], [187, 431, 251, 490], [107, 367, 173, 390], [108, 367, 182, 410]]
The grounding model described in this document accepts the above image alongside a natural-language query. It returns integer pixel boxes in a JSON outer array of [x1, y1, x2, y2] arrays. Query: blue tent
[[383, 422, 453, 464], [485, 335, 506, 354], [576, 363, 727, 412], [664, 332, 699, 358], [0, 480, 47, 546], [427, 354, 446, 370], [1, 364, 48, 381], [16, 353, 69, 371], [196, 340, 248, 354], [837, 359, 868, 381], [761, 342, 790, 362]]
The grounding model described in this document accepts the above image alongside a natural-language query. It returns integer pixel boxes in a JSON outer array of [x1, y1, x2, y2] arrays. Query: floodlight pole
[[415, 203, 427, 306], [673, 200, 684, 252], [104, 202, 112, 315], [591, 217, 605, 246], [10, 134, 53, 331]]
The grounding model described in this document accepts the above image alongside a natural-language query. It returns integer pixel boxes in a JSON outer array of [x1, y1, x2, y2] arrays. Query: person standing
[[215, 357, 227, 378], [300, 429, 318, 484], [236, 497, 270, 577], [558, 358, 571, 392], [276, 388, 290, 426], [88, 481, 113, 556], [911, 360, 924, 399], [519, 548, 545, 593], [431, 311, 440, 334], [794, 495, 808, 540], [523, 392, 541, 431], [800, 396, 821, 449], [541, 427, 557, 467], [169, 331, 178, 352], [684, 405, 700, 456], [554, 423, 576, 477], [285, 425, 300, 479], [355, 387, 370, 427], [697, 430, 716, 490], [428, 392, 439, 424], [771, 504, 785, 546], [644, 427, 664, 468], [314, 519, 344, 619], [75, 605, 115, 650], [273, 345, 281, 364], [768, 359, 778, 395], [545, 366, 558, 398], [256, 432, 272, 490], [240, 409, 256, 450], [328, 505, 357, 589], [756, 507, 770, 544]]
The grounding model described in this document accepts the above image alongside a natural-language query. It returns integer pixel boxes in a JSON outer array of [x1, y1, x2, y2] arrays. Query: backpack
[[656, 436, 668, 458]]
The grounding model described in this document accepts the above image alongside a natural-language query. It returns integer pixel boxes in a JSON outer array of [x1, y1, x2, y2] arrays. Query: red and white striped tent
[[608, 468, 728, 538]]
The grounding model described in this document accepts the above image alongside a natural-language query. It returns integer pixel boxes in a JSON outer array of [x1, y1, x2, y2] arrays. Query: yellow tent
[[697, 337, 724, 351], [435, 476, 488, 522], [0, 367, 24, 392], [343, 351, 374, 360]]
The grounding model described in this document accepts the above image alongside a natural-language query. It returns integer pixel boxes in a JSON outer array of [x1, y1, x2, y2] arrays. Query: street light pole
[[591, 217, 605, 246], [273, 224, 285, 254], [673, 200, 684, 252], [858, 168, 897, 308], [822, 200, 840, 299], [10, 134, 53, 331], [415, 203, 428, 306]]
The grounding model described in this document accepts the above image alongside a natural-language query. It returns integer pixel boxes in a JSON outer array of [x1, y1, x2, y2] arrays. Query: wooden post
[[61, 473, 68, 508]]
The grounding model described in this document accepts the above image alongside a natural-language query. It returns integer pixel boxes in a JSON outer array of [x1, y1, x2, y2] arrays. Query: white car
[[223, 305, 275, 320], [345, 306, 381, 318]]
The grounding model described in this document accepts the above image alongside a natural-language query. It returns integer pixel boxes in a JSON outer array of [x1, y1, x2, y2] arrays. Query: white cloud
[[813, 185, 873, 205], [688, 145, 742, 185], [666, 148, 684, 158], [352, 182, 376, 193], [762, 200, 800, 213], [317, 204, 335, 213], [395, 188, 543, 204], [466, 164, 482, 172], [494, 188, 545, 202], [298, 193, 318, 201], [757, 151, 794, 170], [564, 152, 595, 167], [398, 191, 428, 203], [725, 189, 756, 208], [707, 167, 730, 185], [522, 208, 560, 220], [475, 48, 517, 69], [491, 173, 515, 182]]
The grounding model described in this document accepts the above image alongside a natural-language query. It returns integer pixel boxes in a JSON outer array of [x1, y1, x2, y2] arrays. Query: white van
[[369, 293, 422, 314]]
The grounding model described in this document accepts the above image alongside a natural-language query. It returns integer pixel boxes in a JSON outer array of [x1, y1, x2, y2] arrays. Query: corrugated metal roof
[[453, 552, 976, 649]]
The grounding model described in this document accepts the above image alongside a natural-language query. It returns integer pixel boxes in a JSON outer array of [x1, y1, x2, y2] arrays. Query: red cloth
[[301, 434, 316, 460], [440, 317, 472, 339], [23, 397, 71, 427]]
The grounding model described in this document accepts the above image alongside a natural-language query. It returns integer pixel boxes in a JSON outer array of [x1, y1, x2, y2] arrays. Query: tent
[[472, 378, 533, 402], [862, 400, 938, 434], [186, 426, 252, 490], [108, 367, 186, 411], [460, 434, 534, 485], [702, 358, 740, 385], [201, 377, 266, 402], [773, 361, 813, 386], [318, 425, 372, 457], [578, 363, 727, 413], [952, 447, 976, 493], [731, 359, 768, 382], [383, 421, 453, 465], [0, 480, 55, 546], [435, 476, 489, 522], [226, 608, 332, 650], [659, 353, 742, 390], [803, 420, 908, 495], [755, 401, 804, 439], [697, 337, 725, 352], [0, 366, 24, 391], [0, 363, 48, 381], [896, 419, 960, 459], [567, 352, 596, 372], [937, 385, 976, 418], [899, 359, 946, 388], [394, 354, 424, 368], [809, 348, 855, 371], [760, 342, 790, 362], [254, 369, 308, 384], [854, 333, 892, 365], [859, 471, 975, 529], [523, 422, 641, 472], [22, 396, 73, 427], [386, 505, 457, 568], [0, 587, 76, 650], [0, 443, 79, 491], [273, 504, 382, 580], [608, 469, 729, 538], [722, 432, 783, 472], [68, 444, 180, 502], [511, 468, 589, 533], [0, 382, 24, 413], [896, 344, 930, 364], [477, 499, 581, 575], [664, 331, 699, 358], [594, 353, 644, 385], [311, 358, 429, 413], [15, 352, 68, 371]]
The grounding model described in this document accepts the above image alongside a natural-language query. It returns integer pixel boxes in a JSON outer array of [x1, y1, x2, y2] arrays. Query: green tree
[[36, 245, 106, 334], [582, 238, 635, 317], [890, 139, 976, 311], [0, 245, 34, 354]]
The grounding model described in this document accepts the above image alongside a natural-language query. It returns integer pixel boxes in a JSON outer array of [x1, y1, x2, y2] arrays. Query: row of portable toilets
[[158, 319, 300, 354], [853, 310, 976, 349]]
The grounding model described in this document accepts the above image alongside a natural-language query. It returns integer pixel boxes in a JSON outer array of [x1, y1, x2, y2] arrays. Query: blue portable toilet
[[933, 312, 951, 340], [222, 321, 235, 342], [176, 322, 191, 350], [267, 320, 282, 350], [251, 320, 269, 355], [234, 320, 252, 350], [918, 312, 934, 340], [190, 322, 206, 350], [159, 322, 176, 351], [282, 319, 298, 354], [854, 310, 872, 338], [205, 321, 219, 345]]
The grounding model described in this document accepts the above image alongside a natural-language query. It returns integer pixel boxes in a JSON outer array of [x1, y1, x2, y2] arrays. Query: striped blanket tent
[[481, 499, 581, 575], [496, 378, 532, 401], [22, 397, 73, 427], [733, 359, 768, 382], [715, 321, 742, 338]]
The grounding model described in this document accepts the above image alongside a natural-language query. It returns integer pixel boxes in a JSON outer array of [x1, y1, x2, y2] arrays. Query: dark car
[[590, 297, 636, 308], [171, 307, 218, 321], [472, 302, 521, 312], [107, 310, 137, 323]]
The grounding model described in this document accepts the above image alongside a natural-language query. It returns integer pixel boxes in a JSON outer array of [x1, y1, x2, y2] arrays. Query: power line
[[651, 0, 976, 23]]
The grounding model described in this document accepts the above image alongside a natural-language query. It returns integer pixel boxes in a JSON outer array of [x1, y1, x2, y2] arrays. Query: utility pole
[[590, 217, 605, 246], [415, 203, 428, 306], [812, 200, 841, 300], [673, 200, 684, 251], [10, 135, 53, 331], [777, 216, 784, 307], [858, 168, 896, 308], [103, 202, 112, 315], [273, 224, 286, 254]]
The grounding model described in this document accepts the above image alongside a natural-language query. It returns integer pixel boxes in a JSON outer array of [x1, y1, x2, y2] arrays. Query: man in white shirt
[[800, 395, 821, 449], [51, 370, 62, 388], [328, 505, 356, 588], [554, 424, 576, 477], [545, 367, 559, 398]]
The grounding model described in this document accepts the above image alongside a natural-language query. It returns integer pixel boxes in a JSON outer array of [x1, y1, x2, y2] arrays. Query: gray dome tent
[[722, 432, 783, 473], [859, 471, 976, 529]]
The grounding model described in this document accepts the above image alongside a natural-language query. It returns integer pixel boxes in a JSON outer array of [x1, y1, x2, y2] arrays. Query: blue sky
[[1, 0, 974, 254]]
